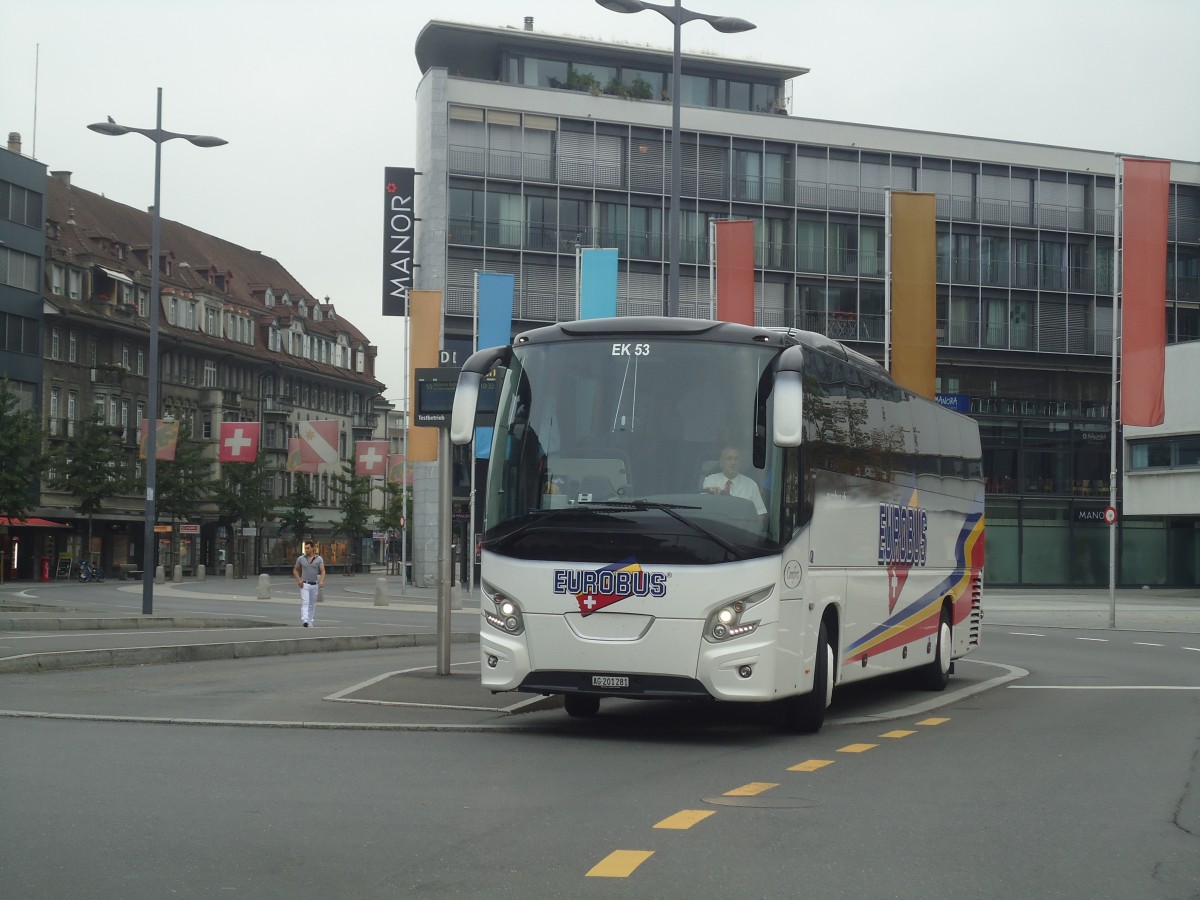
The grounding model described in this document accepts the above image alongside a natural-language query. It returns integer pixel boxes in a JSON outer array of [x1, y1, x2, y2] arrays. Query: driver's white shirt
[[701, 472, 767, 515]]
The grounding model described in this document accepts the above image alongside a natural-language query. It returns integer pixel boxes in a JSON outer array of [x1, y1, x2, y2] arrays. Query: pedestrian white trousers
[[300, 582, 320, 625]]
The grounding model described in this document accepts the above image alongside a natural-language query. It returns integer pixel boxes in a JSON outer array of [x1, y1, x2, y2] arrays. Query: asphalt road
[[1, 581, 1197, 897]]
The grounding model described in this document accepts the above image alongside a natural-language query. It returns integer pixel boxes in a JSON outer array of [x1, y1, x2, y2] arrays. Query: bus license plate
[[592, 675, 629, 688]]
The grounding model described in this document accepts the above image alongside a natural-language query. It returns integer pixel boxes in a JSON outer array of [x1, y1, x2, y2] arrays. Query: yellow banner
[[407, 290, 443, 463], [890, 192, 937, 399]]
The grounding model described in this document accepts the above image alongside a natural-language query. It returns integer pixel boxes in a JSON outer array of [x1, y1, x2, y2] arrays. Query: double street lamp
[[596, 0, 755, 316], [88, 88, 226, 615]]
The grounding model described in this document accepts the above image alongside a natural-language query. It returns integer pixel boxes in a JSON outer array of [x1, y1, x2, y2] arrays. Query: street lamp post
[[88, 88, 226, 615], [596, 0, 755, 316]]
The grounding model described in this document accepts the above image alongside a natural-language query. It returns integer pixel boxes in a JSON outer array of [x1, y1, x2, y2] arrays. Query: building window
[[49, 263, 65, 295], [68, 330, 77, 363], [49, 387, 61, 436], [67, 268, 82, 299], [203, 360, 217, 387], [1130, 437, 1200, 470], [50, 328, 61, 360]]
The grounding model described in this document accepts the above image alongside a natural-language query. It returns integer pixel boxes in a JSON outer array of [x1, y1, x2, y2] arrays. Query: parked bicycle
[[78, 558, 106, 583]]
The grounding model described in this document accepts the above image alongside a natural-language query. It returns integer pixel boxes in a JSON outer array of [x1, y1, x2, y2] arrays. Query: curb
[[0, 616, 280, 632], [0, 631, 480, 675]]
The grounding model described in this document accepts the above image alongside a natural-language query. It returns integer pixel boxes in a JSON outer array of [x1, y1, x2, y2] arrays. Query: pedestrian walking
[[293, 540, 326, 627]]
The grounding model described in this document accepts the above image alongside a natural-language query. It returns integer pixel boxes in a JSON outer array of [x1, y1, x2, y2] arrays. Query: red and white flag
[[387, 453, 408, 485], [296, 419, 340, 470], [286, 438, 317, 473], [218, 422, 260, 463], [354, 441, 389, 477]]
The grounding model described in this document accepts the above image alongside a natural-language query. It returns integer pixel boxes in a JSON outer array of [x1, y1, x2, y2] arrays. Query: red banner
[[354, 441, 390, 477], [715, 220, 755, 325], [1121, 158, 1170, 427], [218, 422, 260, 463]]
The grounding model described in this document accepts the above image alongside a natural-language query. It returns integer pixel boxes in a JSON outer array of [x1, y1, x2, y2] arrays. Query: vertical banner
[[218, 422, 261, 463], [889, 192, 937, 399], [579, 248, 619, 320], [475, 273, 515, 459], [294, 420, 340, 472], [387, 453, 408, 485], [138, 419, 179, 461], [1121, 158, 1170, 427], [382, 166, 415, 317], [286, 438, 317, 473], [407, 290, 443, 463], [714, 220, 755, 325]]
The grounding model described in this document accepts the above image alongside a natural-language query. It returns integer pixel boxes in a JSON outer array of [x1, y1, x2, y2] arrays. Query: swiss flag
[[218, 422, 261, 463], [354, 441, 389, 477]]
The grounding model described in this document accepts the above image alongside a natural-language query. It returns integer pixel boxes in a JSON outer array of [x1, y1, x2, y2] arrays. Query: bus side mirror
[[451, 372, 480, 445], [772, 370, 803, 447]]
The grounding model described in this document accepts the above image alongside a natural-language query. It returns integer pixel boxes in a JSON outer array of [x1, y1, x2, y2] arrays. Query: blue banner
[[475, 272, 514, 458], [580, 248, 618, 320]]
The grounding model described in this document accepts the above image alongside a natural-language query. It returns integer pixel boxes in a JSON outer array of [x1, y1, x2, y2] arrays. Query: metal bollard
[[196, 564, 206, 582], [257, 573, 271, 599], [155, 565, 166, 585], [225, 563, 234, 579], [374, 577, 388, 607], [172, 564, 182, 583]]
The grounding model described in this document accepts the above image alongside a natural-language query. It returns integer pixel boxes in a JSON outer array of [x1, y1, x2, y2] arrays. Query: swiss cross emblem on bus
[[552, 558, 667, 617]]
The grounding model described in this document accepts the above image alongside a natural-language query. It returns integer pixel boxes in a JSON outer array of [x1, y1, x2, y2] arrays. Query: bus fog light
[[487, 655, 499, 668], [504, 616, 519, 631], [738, 665, 753, 678], [712, 624, 728, 639]]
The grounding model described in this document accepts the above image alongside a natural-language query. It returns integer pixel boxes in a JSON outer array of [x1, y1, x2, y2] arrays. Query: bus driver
[[702, 446, 767, 516]]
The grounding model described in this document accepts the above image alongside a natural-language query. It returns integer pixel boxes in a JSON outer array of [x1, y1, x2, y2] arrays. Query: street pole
[[595, 0, 755, 317], [88, 90, 226, 614]]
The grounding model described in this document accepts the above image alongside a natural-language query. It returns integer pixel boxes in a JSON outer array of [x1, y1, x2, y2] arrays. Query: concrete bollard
[[374, 577, 388, 607], [257, 573, 271, 599], [172, 564, 182, 582], [225, 564, 234, 579], [196, 564, 206, 582], [155, 565, 165, 585]]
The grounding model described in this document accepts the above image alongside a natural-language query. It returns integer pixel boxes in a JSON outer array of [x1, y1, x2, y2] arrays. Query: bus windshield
[[482, 337, 787, 564]]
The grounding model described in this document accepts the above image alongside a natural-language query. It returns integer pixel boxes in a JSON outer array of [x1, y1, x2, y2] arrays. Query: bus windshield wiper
[[583, 500, 747, 560]]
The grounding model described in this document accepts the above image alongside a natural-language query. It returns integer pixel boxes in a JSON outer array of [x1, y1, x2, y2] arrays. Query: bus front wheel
[[915, 608, 952, 691], [564, 693, 600, 718], [780, 620, 833, 733]]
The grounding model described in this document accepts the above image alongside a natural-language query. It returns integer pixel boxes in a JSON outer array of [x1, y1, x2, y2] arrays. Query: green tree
[[0, 381, 47, 584], [375, 481, 410, 576], [210, 450, 275, 575], [154, 425, 215, 574], [0, 381, 46, 523], [47, 414, 135, 566], [331, 463, 373, 574], [278, 474, 317, 552], [155, 425, 214, 521]]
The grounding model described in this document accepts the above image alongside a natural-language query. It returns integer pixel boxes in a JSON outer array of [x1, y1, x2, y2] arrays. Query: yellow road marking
[[917, 717, 950, 726], [654, 809, 715, 830], [880, 729, 916, 738], [788, 759, 834, 772], [587, 850, 655, 878], [838, 743, 878, 753], [724, 782, 778, 796]]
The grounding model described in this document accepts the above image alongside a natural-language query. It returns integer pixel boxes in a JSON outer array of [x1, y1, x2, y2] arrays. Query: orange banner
[[889, 192, 937, 399], [1121, 158, 1170, 427], [407, 290, 443, 463], [715, 220, 755, 325]]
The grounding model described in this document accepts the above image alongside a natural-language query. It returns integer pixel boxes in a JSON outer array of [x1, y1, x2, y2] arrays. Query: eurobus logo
[[553, 558, 667, 617], [878, 501, 928, 613]]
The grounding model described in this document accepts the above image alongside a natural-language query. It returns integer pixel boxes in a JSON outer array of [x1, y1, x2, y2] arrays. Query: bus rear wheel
[[780, 620, 833, 733], [564, 693, 600, 718], [915, 608, 952, 691]]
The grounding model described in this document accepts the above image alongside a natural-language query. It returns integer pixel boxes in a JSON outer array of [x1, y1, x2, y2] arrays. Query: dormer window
[[265, 288, 276, 307], [298, 299, 308, 318], [312, 304, 323, 323]]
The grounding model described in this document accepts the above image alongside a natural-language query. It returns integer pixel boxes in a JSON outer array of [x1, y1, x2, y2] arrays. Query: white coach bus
[[451, 317, 984, 732]]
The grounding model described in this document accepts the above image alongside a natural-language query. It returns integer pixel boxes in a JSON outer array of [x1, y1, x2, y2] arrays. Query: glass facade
[[426, 34, 1200, 588]]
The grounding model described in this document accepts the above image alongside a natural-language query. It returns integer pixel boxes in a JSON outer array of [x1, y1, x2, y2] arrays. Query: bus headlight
[[482, 582, 525, 636], [703, 588, 771, 643]]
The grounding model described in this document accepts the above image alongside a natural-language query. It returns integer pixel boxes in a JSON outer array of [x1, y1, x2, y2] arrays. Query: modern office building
[[1, 133, 49, 580], [412, 18, 1200, 587]]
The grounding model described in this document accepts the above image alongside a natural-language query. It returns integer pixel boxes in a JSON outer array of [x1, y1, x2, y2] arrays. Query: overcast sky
[[4, 0, 1196, 402]]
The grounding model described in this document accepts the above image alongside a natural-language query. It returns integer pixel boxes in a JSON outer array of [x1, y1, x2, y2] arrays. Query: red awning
[[0, 517, 69, 528]]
